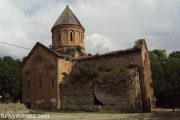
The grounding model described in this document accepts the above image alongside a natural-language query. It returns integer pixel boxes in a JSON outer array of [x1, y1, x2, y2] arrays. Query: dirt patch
[[24, 110, 180, 120]]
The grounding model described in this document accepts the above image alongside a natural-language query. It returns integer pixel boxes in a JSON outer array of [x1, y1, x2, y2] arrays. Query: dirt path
[[26, 111, 180, 120]]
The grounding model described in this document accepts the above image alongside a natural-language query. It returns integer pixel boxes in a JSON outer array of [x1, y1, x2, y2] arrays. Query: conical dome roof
[[52, 5, 84, 30]]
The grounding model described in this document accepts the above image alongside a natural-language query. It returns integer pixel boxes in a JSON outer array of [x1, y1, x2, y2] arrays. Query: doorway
[[26, 102, 31, 109]]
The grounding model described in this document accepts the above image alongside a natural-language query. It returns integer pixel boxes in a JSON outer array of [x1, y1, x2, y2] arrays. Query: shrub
[[79, 61, 99, 78], [97, 68, 129, 81], [76, 45, 82, 54], [95, 52, 100, 56], [63, 61, 98, 83]]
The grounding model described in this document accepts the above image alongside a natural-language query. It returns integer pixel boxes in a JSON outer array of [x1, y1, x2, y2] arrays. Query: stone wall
[[59, 67, 142, 112], [74, 39, 156, 111], [22, 43, 74, 110]]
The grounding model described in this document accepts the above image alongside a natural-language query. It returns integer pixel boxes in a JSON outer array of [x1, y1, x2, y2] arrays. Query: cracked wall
[[59, 67, 142, 112]]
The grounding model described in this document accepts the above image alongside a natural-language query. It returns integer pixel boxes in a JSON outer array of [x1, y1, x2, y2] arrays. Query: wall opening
[[39, 76, 41, 87], [58, 33, 60, 41], [70, 32, 73, 41], [52, 78, 54, 87], [26, 102, 31, 109], [94, 94, 104, 106], [81, 35, 82, 43], [28, 82, 30, 90], [61, 72, 67, 75]]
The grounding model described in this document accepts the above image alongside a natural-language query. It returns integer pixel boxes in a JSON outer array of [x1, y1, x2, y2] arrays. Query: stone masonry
[[60, 67, 142, 112], [22, 5, 156, 112]]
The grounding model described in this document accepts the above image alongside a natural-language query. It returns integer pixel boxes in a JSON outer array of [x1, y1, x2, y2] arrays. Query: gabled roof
[[21, 42, 75, 67], [52, 5, 84, 30]]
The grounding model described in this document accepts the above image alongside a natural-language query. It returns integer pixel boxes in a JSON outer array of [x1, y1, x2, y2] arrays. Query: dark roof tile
[[52, 5, 84, 30]]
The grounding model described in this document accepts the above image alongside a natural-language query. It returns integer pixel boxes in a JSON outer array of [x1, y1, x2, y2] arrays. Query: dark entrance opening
[[27, 102, 31, 109], [94, 95, 104, 106]]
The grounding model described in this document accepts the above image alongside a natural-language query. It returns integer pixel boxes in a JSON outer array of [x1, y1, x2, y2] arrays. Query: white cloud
[[0, 0, 49, 59], [85, 34, 114, 54], [0, 0, 180, 59]]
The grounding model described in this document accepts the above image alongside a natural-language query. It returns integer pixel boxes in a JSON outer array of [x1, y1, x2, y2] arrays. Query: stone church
[[22, 5, 156, 112]]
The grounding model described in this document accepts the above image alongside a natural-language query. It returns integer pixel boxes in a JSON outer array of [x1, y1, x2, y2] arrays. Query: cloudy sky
[[0, 0, 180, 60]]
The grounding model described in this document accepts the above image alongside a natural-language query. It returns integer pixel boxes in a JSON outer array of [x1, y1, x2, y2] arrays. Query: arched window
[[61, 72, 67, 76], [58, 33, 60, 41], [39, 76, 41, 87], [52, 78, 54, 87], [28, 82, 30, 90], [70, 32, 73, 41], [81, 35, 82, 43]]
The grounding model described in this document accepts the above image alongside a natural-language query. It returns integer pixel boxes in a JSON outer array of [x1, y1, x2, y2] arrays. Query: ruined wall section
[[59, 82, 94, 110], [141, 41, 156, 109], [57, 58, 74, 109], [74, 39, 155, 111], [59, 68, 142, 112], [76, 50, 142, 72]]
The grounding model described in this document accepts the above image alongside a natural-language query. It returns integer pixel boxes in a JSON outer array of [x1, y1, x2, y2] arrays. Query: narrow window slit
[[39, 76, 41, 87], [58, 33, 60, 41], [70, 32, 73, 41], [52, 78, 54, 87]]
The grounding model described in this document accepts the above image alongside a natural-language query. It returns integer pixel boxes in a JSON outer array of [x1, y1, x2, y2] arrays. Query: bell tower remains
[[51, 5, 85, 53]]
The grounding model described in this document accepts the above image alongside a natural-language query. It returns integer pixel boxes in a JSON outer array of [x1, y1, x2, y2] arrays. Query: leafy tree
[[22, 56, 27, 62], [0, 56, 22, 101], [169, 51, 180, 60], [149, 50, 180, 111]]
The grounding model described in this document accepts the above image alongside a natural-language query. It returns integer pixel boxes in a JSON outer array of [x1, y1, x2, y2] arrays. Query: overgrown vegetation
[[63, 61, 129, 84], [149, 49, 180, 111], [0, 56, 22, 102], [95, 52, 100, 56], [47, 44, 55, 50], [65, 48, 71, 53], [63, 61, 99, 83], [76, 45, 82, 54], [97, 68, 129, 81]]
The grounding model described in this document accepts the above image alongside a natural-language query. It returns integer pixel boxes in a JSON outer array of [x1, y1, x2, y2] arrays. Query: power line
[[0, 42, 32, 50], [0, 41, 53, 56]]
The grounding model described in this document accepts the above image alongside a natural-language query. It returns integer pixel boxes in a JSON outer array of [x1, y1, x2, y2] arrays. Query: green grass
[[30, 109, 131, 114], [0, 102, 7, 104]]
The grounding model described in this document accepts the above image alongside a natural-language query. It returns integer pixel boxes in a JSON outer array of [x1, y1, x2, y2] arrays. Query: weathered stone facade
[[22, 5, 156, 111], [60, 67, 142, 112]]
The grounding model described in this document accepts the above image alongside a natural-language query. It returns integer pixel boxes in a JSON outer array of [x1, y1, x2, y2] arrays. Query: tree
[[149, 50, 180, 111], [22, 56, 27, 62], [0, 56, 22, 101], [161, 57, 180, 111], [95, 52, 100, 56], [169, 51, 180, 60]]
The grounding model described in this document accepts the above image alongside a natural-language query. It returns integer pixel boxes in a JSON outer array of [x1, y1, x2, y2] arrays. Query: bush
[[79, 61, 99, 78], [76, 45, 82, 54], [97, 68, 129, 81], [63, 61, 98, 83], [95, 52, 100, 56]]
